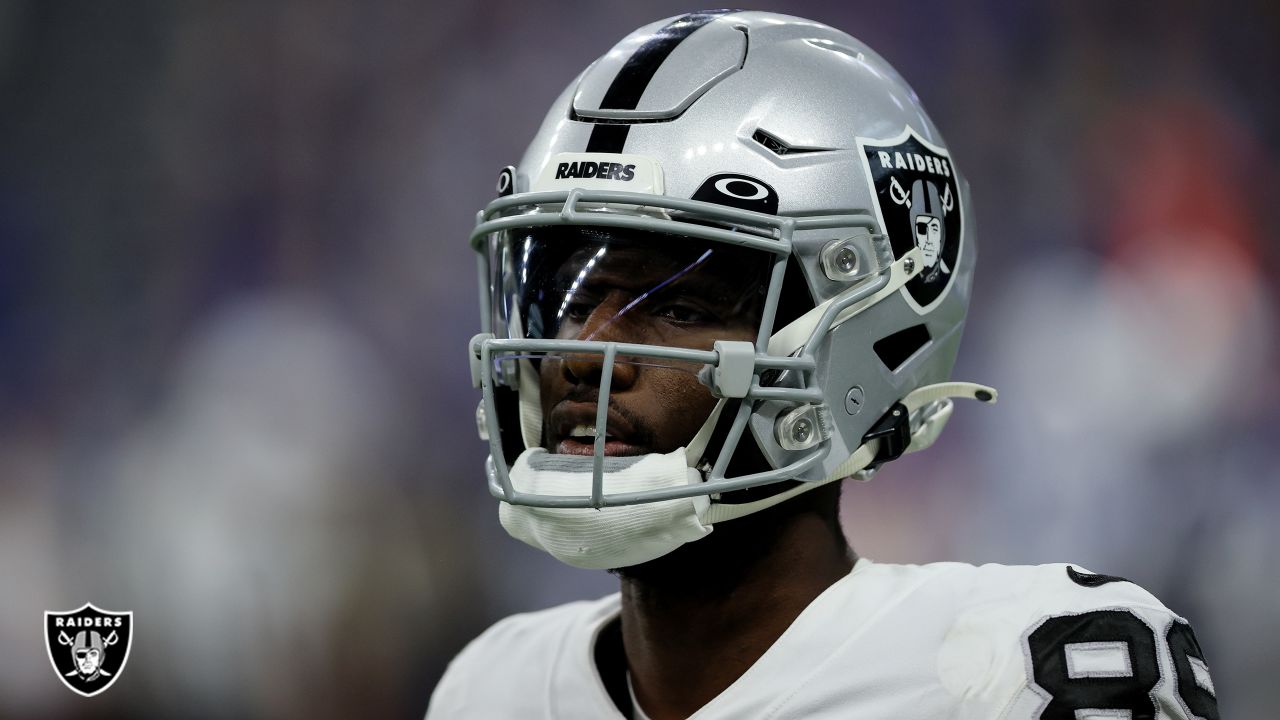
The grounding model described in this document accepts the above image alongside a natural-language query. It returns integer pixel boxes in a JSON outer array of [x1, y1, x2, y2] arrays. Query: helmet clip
[[863, 402, 911, 466]]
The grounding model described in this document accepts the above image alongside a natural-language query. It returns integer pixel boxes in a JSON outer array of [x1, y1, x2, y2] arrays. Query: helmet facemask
[[496, 225, 769, 461], [472, 191, 872, 507]]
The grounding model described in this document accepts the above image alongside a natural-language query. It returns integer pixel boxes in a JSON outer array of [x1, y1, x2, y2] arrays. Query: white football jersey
[[427, 559, 1219, 719]]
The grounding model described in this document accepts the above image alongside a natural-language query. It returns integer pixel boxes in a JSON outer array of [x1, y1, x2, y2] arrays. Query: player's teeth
[[569, 425, 597, 438]]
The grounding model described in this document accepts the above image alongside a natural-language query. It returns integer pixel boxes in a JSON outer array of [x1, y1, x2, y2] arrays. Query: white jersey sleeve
[[425, 595, 624, 719]]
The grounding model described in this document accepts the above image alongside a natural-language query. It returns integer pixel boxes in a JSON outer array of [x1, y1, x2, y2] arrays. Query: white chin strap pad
[[499, 448, 712, 570]]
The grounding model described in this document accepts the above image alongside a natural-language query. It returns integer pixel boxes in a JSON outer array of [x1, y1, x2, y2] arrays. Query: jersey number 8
[[1027, 610, 1219, 720]]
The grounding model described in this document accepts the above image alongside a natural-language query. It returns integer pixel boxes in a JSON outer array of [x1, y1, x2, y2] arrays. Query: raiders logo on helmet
[[44, 603, 134, 697], [858, 127, 963, 310]]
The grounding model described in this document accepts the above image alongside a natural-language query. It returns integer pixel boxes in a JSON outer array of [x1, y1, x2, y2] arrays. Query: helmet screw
[[844, 386, 865, 415], [903, 257, 916, 275], [776, 404, 826, 451], [820, 239, 862, 281], [835, 247, 857, 272], [791, 418, 812, 443]]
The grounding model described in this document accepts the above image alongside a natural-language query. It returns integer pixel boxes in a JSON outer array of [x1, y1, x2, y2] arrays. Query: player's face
[[538, 238, 763, 457], [75, 648, 101, 674]]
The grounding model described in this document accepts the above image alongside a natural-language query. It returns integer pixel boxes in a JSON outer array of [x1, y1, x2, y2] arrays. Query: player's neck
[[614, 497, 856, 720]]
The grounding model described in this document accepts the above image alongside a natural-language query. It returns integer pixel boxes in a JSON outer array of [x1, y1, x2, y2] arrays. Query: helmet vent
[[873, 324, 932, 371], [751, 128, 832, 156]]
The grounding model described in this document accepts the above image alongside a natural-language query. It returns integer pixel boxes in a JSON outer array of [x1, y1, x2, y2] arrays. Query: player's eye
[[653, 302, 715, 325], [561, 296, 599, 321]]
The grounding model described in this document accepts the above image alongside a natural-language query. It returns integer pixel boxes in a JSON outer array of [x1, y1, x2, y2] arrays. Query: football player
[[431, 11, 1220, 719]]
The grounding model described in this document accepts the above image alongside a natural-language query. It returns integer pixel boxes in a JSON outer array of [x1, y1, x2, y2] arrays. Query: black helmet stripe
[[585, 124, 630, 153], [585, 10, 733, 153]]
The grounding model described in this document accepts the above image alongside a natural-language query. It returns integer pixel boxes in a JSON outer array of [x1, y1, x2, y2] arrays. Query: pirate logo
[[44, 603, 133, 697], [858, 127, 963, 310]]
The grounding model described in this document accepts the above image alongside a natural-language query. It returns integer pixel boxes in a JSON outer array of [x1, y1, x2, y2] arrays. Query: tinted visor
[[484, 225, 774, 461], [491, 225, 773, 359]]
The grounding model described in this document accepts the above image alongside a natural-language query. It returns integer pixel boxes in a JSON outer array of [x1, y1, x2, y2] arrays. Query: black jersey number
[[1166, 619, 1220, 720], [1027, 610, 1219, 720], [1027, 610, 1159, 719]]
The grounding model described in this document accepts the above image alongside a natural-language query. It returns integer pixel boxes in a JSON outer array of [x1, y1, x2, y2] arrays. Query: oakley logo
[[691, 173, 779, 214], [496, 165, 515, 196], [713, 177, 769, 200]]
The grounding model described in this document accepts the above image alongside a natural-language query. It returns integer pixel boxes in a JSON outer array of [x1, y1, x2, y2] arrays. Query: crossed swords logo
[[889, 176, 953, 213]]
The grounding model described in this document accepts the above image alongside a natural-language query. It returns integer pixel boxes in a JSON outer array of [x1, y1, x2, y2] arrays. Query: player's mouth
[[550, 403, 647, 456]]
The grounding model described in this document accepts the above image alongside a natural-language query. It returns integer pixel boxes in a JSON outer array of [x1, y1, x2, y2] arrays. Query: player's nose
[[562, 297, 639, 390]]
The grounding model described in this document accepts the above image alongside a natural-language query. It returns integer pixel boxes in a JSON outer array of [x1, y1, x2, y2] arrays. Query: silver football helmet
[[469, 10, 996, 518]]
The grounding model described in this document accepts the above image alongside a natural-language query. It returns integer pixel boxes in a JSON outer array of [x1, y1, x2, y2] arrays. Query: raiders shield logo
[[857, 127, 963, 310], [44, 603, 133, 697]]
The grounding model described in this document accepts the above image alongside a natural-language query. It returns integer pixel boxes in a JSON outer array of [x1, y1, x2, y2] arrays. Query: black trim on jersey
[[1067, 565, 1130, 588], [584, 10, 732, 153], [593, 617, 633, 717]]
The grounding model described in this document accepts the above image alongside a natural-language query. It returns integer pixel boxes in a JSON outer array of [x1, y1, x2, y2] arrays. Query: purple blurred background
[[1, 1, 1276, 718]]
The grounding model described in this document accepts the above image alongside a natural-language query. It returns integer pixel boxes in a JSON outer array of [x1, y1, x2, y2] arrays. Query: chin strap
[[684, 398, 727, 467], [700, 381, 997, 525]]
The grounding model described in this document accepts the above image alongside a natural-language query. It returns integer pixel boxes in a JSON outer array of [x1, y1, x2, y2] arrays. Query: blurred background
[[1, 1, 1276, 717]]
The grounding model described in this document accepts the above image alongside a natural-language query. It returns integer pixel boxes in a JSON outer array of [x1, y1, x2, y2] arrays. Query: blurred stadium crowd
[[1, 1, 1276, 718]]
